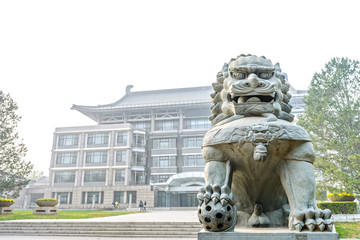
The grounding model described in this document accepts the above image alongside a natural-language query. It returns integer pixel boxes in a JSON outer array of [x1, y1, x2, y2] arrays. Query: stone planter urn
[[0, 201, 14, 207], [35, 199, 58, 207]]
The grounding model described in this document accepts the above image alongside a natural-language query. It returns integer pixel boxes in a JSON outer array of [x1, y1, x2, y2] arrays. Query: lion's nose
[[243, 74, 266, 88]]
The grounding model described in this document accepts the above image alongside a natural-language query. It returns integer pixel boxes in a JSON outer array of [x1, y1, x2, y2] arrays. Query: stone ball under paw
[[198, 201, 234, 232]]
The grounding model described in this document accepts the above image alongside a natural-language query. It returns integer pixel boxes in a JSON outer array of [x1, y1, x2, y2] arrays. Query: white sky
[[1, 0, 360, 176]]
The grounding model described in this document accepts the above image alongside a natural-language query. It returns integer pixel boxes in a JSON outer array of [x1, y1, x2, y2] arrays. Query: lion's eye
[[232, 72, 246, 80], [259, 72, 272, 79]]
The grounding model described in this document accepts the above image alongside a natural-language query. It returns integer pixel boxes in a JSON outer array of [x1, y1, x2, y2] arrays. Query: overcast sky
[[1, 0, 360, 176]]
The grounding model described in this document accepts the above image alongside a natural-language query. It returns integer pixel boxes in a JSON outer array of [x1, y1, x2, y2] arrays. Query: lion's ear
[[274, 63, 280, 68]]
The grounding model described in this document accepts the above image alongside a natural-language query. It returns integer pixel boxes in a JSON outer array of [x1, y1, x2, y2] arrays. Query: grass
[[0, 210, 140, 221], [336, 222, 360, 239]]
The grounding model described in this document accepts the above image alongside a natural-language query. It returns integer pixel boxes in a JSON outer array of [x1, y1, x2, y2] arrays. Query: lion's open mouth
[[228, 93, 275, 104]]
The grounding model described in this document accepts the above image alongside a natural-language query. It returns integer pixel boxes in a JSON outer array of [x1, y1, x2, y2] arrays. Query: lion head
[[209, 54, 293, 125]]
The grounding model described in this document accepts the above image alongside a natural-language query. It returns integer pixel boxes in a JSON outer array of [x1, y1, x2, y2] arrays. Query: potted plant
[[35, 198, 58, 207], [327, 192, 356, 202], [0, 198, 15, 207]]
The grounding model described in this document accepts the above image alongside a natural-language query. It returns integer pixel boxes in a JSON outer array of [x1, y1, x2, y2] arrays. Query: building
[[46, 86, 214, 208], [15, 85, 307, 209]]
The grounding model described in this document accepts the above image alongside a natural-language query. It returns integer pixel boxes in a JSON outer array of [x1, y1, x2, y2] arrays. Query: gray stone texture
[[198, 55, 333, 233]]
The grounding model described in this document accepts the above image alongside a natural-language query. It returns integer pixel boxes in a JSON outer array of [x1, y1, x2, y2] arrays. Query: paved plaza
[[0, 211, 359, 240]]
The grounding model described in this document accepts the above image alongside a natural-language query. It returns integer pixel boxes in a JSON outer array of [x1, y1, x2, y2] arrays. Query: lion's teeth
[[247, 97, 261, 102], [237, 97, 245, 103]]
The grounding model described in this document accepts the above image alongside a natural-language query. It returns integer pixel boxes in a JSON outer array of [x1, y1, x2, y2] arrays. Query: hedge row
[[317, 202, 358, 214]]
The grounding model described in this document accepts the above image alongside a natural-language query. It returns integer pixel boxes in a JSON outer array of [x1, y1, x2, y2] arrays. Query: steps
[[0, 221, 202, 238]]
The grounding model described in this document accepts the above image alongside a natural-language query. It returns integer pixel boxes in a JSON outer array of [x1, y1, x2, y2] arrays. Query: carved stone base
[[33, 207, 58, 215], [198, 227, 339, 240], [0, 207, 14, 215]]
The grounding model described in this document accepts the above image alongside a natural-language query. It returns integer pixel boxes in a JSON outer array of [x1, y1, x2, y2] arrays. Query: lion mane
[[209, 54, 294, 125]]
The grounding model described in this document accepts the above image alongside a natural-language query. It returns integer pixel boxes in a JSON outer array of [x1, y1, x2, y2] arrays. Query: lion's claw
[[291, 208, 333, 232], [198, 185, 236, 232]]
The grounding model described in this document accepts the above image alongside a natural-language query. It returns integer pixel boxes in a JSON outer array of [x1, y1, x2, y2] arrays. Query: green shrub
[[317, 202, 358, 214], [36, 198, 57, 202]]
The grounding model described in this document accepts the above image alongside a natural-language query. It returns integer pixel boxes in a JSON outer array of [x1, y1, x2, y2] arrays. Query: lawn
[[0, 210, 140, 221], [336, 222, 360, 239]]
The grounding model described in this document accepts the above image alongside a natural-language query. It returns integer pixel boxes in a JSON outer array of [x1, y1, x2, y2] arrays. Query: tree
[[0, 90, 33, 199], [28, 170, 44, 181], [298, 57, 360, 194]]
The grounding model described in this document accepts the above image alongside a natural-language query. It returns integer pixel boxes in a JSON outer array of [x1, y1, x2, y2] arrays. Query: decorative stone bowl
[[0, 201, 14, 207], [35, 199, 58, 207]]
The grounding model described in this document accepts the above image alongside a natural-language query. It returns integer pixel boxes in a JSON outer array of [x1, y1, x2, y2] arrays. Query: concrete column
[[128, 194, 132, 208], [23, 195, 28, 209], [150, 110, 155, 132], [179, 108, 183, 131]]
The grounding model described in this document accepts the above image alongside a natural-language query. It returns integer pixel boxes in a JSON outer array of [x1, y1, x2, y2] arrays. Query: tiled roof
[[72, 86, 213, 111]]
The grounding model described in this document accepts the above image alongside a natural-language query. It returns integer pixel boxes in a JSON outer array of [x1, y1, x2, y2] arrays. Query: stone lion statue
[[197, 54, 332, 232]]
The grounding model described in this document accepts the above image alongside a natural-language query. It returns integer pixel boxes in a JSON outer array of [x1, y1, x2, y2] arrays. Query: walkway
[[1, 211, 359, 240]]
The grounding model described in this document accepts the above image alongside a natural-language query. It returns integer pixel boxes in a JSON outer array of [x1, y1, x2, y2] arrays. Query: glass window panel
[[117, 132, 128, 145], [85, 151, 108, 164], [116, 151, 127, 163], [58, 135, 79, 146], [183, 155, 204, 166], [114, 191, 124, 203], [87, 133, 109, 145], [184, 118, 211, 129], [115, 169, 125, 182], [152, 156, 176, 167], [183, 137, 203, 148], [155, 120, 178, 131], [153, 138, 176, 149], [56, 152, 77, 165], [84, 170, 106, 182], [54, 171, 75, 183]]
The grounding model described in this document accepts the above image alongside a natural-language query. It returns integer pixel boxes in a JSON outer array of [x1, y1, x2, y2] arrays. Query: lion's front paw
[[197, 184, 236, 232], [290, 208, 333, 232]]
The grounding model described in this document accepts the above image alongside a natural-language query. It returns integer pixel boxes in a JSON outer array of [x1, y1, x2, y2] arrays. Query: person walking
[[144, 201, 147, 211], [139, 200, 144, 211]]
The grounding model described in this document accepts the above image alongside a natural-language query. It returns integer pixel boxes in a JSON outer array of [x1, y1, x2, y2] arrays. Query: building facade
[[15, 85, 307, 209], [46, 86, 214, 208]]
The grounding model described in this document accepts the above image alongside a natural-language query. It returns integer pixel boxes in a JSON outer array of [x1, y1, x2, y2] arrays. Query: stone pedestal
[[198, 227, 339, 240], [0, 207, 14, 215], [33, 207, 58, 215]]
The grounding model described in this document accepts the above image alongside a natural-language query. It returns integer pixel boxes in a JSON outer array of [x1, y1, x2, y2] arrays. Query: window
[[152, 156, 176, 167], [58, 134, 79, 147], [127, 191, 137, 204], [183, 155, 204, 166], [133, 121, 150, 131], [54, 171, 75, 183], [152, 175, 170, 183], [157, 191, 166, 207], [114, 191, 124, 203], [117, 132, 128, 145], [133, 134, 145, 147], [153, 138, 176, 149], [184, 118, 211, 129], [116, 150, 127, 163], [85, 151, 107, 164], [155, 120, 178, 131], [82, 191, 104, 204], [56, 152, 77, 165], [183, 137, 203, 148], [115, 169, 125, 183], [84, 170, 106, 182], [87, 133, 109, 145], [54, 192, 72, 204], [133, 152, 146, 166]]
